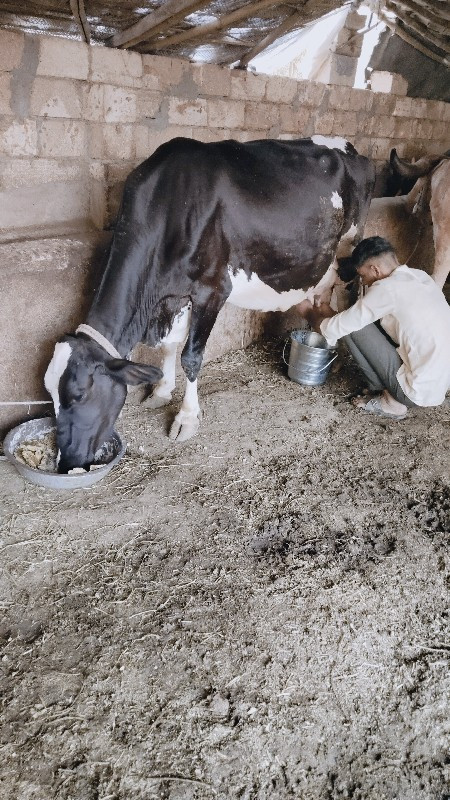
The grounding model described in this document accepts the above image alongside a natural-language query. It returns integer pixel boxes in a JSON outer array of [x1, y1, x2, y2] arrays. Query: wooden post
[[69, 0, 91, 44]]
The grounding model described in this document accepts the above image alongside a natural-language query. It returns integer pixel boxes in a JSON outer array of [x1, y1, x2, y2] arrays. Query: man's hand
[[297, 299, 336, 333]]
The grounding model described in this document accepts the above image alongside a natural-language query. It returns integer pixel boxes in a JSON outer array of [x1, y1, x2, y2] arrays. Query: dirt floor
[[0, 339, 449, 800]]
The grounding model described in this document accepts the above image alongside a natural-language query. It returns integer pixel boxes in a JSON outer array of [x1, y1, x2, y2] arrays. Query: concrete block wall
[[327, 11, 366, 88], [1, 30, 449, 237], [0, 29, 449, 437]]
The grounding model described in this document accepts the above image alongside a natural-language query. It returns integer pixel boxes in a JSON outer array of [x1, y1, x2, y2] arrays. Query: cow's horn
[[390, 148, 437, 179]]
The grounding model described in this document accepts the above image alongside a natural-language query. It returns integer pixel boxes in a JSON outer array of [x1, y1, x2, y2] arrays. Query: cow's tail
[[337, 157, 375, 283]]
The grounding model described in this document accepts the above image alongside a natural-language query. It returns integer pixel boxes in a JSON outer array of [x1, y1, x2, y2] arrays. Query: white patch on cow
[[331, 191, 343, 209], [149, 303, 192, 404], [336, 223, 360, 260], [227, 261, 338, 312], [340, 222, 358, 242], [44, 342, 72, 417], [311, 135, 348, 153], [227, 268, 307, 311], [160, 303, 192, 345]]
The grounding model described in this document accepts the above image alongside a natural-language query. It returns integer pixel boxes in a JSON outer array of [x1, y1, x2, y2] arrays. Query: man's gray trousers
[[343, 323, 417, 407]]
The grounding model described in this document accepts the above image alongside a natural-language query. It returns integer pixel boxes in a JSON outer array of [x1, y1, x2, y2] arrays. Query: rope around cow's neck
[[75, 324, 122, 359]]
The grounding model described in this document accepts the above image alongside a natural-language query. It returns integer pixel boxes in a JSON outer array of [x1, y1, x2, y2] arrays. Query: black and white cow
[[45, 135, 375, 472]]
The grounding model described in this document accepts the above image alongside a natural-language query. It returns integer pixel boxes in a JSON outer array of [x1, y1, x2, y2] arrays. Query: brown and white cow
[[389, 149, 450, 289]]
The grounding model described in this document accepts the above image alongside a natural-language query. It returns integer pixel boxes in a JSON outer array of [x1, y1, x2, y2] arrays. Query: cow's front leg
[[169, 291, 226, 442]]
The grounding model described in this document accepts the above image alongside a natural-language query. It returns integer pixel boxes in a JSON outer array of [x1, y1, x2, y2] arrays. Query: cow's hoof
[[169, 416, 200, 442], [143, 393, 172, 409]]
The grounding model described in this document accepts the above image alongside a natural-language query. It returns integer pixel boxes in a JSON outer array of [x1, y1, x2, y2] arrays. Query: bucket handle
[[282, 340, 338, 374]]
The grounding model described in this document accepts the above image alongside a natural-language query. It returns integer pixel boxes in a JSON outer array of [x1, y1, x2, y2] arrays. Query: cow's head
[[44, 335, 162, 473]]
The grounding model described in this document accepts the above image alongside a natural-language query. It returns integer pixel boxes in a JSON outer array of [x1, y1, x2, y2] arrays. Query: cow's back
[[90, 136, 374, 347], [122, 137, 374, 289]]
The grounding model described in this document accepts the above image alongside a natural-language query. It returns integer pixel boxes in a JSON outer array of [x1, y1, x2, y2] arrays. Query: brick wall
[[1, 29, 449, 237], [0, 30, 449, 436]]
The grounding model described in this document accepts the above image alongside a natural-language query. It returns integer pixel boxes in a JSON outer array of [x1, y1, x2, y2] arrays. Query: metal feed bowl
[[3, 417, 125, 489]]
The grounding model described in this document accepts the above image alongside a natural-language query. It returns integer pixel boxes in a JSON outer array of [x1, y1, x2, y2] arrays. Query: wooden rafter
[[368, 0, 448, 23], [387, 0, 450, 25], [387, 0, 450, 38], [389, 7, 450, 54], [110, 0, 212, 49], [379, 11, 449, 65], [219, 37, 252, 46], [69, 0, 90, 44], [143, 0, 284, 52], [237, 8, 307, 69]]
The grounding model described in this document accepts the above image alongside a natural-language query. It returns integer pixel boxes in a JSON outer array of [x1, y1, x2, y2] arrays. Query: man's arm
[[298, 282, 395, 346], [297, 300, 337, 333]]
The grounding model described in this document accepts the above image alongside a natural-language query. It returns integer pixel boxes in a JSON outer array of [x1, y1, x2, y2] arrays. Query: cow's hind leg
[[143, 341, 178, 408], [169, 293, 226, 442]]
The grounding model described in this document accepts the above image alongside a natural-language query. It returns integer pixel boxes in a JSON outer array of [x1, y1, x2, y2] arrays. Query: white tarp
[[248, 5, 351, 81]]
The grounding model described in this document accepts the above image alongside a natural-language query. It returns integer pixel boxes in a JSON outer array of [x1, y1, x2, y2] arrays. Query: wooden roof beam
[[387, 0, 450, 32], [391, 9, 450, 54], [368, 0, 446, 16], [379, 11, 449, 65], [69, 0, 91, 44], [402, 0, 450, 22], [144, 0, 284, 52], [392, 0, 450, 22], [237, 8, 307, 69], [109, 0, 212, 49]]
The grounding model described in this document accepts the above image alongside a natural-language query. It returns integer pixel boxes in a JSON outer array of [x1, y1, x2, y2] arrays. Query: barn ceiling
[[0, 0, 448, 68]]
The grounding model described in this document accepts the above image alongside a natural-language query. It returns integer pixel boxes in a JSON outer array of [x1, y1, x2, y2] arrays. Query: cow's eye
[[70, 391, 86, 404], [65, 371, 93, 405]]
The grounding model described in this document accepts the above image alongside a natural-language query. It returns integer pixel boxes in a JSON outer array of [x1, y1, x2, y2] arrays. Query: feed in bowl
[[4, 418, 125, 489]]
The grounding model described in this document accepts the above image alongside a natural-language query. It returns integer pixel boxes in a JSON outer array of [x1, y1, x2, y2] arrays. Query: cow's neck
[[76, 324, 122, 359], [84, 308, 143, 358], [85, 236, 149, 357]]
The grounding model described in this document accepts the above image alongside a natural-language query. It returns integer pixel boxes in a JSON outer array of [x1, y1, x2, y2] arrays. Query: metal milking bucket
[[284, 329, 337, 387]]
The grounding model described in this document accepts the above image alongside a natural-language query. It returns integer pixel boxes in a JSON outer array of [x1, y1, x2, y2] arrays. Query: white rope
[[0, 400, 52, 406], [76, 324, 122, 359]]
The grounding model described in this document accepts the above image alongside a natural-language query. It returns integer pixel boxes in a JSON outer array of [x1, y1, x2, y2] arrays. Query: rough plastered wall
[[0, 29, 449, 436]]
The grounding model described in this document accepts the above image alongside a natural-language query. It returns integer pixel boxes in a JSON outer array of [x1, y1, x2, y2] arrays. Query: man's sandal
[[353, 395, 407, 421]]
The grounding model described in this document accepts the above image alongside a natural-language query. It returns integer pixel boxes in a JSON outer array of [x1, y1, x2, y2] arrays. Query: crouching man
[[298, 236, 450, 420]]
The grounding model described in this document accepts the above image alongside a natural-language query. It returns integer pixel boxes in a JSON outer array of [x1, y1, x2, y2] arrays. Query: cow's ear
[[105, 359, 163, 386]]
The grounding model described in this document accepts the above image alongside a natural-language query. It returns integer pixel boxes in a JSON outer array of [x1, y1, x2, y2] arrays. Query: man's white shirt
[[320, 265, 450, 406]]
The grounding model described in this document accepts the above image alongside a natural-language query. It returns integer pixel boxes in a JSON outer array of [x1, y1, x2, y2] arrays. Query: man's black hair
[[337, 236, 395, 281], [349, 236, 396, 270]]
